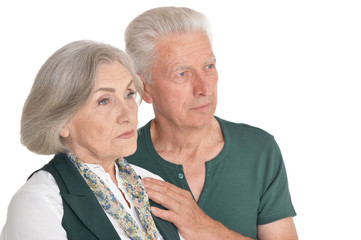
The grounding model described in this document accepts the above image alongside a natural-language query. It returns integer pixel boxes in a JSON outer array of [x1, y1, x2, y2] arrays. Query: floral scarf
[[66, 152, 158, 240]]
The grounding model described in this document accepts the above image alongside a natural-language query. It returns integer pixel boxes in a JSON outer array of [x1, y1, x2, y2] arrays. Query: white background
[[0, 0, 360, 239]]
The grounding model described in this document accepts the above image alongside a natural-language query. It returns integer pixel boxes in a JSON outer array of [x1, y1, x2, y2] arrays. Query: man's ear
[[139, 74, 153, 103]]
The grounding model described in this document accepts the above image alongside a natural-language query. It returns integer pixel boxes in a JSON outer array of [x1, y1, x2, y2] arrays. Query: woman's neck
[[66, 147, 118, 185]]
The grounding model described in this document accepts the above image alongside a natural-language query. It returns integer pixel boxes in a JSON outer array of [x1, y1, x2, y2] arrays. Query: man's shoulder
[[137, 120, 152, 135], [216, 116, 274, 140]]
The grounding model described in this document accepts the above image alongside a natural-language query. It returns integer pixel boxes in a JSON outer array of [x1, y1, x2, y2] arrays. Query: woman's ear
[[60, 125, 70, 138], [139, 75, 153, 103]]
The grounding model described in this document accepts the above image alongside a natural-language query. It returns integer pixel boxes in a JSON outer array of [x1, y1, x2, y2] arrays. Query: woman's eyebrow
[[94, 80, 133, 93], [126, 80, 133, 88], [95, 87, 116, 93]]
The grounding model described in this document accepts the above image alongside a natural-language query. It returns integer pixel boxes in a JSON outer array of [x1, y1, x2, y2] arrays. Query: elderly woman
[[0, 40, 165, 240]]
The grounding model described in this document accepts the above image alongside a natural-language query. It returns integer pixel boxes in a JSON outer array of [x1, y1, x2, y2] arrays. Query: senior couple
[[1, 7, 297, 240]]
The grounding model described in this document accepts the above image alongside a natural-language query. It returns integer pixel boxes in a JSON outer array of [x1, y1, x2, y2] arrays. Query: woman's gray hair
[[21, 40, 142, 155], [125, 6, 212, 84]]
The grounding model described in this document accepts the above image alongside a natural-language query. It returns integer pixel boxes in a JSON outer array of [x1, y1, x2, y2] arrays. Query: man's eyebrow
[[205, 56, 216, 64], [171, 57, 216, 71], [173, 56, 216, 71], [175, 65, 192, 71]]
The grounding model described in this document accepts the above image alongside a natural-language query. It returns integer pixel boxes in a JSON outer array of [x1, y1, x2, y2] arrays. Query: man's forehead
[[157, 32, 211, 49], [156, 33, 214, 63]]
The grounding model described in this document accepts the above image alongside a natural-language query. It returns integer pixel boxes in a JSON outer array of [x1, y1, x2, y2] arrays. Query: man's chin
[[187, 114, 215, 128]]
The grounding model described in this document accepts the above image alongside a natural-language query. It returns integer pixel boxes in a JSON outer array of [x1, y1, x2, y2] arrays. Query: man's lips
[[117, 130, 135, 139], [190, 103, 212, 111]]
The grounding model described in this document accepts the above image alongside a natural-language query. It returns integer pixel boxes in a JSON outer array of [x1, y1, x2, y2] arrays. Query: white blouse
[[0, 163, 174, 240]]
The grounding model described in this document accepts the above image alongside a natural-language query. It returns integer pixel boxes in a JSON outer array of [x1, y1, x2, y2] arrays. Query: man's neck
[[150, 116, 224, 164]]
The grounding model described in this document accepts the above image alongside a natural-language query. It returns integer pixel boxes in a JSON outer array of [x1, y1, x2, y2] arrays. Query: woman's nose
[[116, 99, 137, 124]]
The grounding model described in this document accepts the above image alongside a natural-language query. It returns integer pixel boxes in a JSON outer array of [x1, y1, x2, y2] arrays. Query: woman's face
[[61, 61, 138, 162]]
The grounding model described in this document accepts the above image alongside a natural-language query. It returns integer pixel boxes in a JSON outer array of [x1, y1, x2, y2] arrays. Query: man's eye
[[99, 98, 109, 105], [178, 72, 185, 77], [206, 64, 214, 69]]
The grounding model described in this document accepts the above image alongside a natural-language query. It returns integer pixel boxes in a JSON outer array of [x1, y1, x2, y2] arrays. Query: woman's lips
[[117, 129, 135, 139]]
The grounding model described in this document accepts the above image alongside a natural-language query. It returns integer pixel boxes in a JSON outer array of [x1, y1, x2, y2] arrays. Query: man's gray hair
[[125, 6, 212, 84], [21, 40, 142, 155]]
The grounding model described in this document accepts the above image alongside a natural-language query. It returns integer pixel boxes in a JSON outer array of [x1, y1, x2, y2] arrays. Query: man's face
[[144, 32, 218, 129]]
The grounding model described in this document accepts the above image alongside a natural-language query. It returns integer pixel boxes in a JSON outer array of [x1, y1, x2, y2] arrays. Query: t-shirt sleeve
[[257, 137, 296, 225]]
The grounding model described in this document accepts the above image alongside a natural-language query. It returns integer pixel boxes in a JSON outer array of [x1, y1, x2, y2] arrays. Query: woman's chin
[[116, 145, 137, 159]]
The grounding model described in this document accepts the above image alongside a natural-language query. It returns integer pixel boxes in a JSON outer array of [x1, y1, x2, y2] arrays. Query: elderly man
[[125, 7, 297, 240]]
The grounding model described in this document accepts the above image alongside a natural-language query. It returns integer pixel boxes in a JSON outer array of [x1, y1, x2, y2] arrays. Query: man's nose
[[193, 72, 211, 97]]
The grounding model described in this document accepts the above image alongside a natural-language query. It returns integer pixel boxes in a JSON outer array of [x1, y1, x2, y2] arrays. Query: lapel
[[118, 160, 180, 240], [52, 153, 121, 240], [149, 200, 181, 240]]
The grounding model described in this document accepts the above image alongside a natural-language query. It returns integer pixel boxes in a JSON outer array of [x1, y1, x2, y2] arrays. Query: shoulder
[[9, 170, 61, 211], [217, 116, 273, 138], [216, 116, 276, 148], [137, 120, 152, 136], [2, 171, 65, 239], [130, 164, 165, 181], [16, 170, 59, 197]]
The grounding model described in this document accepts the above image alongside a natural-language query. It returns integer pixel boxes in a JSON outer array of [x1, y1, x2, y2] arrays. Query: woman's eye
[[99, 98, 109, 105], [126, 91, 136, 99]]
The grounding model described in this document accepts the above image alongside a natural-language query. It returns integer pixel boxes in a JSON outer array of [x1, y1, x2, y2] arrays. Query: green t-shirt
[[126, 116, 296, 239]]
